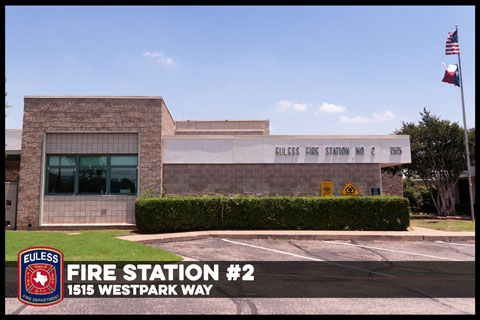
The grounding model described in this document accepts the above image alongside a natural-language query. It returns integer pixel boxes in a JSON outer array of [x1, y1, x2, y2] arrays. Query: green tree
[[403, 178, 422, 212], [468, 127, 475, 166], [385, 108, 474, 216]]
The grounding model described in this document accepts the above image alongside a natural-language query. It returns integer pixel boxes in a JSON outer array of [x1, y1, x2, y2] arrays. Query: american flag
[[445, 31, 460, 55]]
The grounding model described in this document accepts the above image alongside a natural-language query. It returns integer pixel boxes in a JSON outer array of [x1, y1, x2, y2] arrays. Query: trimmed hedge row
[[135, 196, 410, 233]]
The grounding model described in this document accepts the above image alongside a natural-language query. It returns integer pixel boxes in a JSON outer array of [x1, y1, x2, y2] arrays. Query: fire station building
[[5, 96, 411, 230]]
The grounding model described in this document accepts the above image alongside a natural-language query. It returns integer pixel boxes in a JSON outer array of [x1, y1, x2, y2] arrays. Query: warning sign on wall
[[341, 182, 359, 196], [321, 181, 333, 197]]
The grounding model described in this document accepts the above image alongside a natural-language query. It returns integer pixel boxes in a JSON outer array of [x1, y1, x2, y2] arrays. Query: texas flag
[[442, 64, 460, 87]]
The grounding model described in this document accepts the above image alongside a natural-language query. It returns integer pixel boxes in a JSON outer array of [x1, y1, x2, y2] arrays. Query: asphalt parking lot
[[5, 239, 475, 315], [150, 238, 476, 262]]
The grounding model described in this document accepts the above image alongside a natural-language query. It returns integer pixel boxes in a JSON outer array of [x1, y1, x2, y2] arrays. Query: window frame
[[77, 155, 108, 195], [109, 155, 138, 195], [45, 154, 138, 196], [45, 156, 77, 195]]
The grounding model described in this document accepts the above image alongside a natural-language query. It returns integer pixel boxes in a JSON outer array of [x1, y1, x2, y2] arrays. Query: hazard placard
[[341, 182, 359, 196], [321, 181, 333, 197]]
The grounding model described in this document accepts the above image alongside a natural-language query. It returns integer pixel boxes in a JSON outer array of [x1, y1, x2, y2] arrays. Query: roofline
[[164, 134, 410, 139], [176, 119, 270, 122], [5, 128, 22, 131], [24, 96, 164, 99]]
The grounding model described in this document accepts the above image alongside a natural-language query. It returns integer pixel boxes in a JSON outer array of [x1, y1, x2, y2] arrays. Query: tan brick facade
[[163, 163, 382, 197], [16, 97, 174, 229], [46, 133, 138, 154], [175, 120, 269, 135], [174, 130, 266, 135], [381, 171, 403, 196], [5, 160, 20, 182]]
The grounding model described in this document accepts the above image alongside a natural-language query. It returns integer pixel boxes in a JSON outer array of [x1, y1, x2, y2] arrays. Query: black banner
[[6, 261, 475, 298]]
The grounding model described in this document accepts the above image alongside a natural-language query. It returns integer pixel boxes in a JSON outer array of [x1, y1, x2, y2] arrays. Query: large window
[[45, 155, 137, 195], [78, 156, 107, 194], [110, 156, 137, 194], [47, 156, 76, 194]]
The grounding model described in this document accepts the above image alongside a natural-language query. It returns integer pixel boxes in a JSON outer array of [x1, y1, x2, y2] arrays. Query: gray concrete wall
[[163, 136, 411, 165]]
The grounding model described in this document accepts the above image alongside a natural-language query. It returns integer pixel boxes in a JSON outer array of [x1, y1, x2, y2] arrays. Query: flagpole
[[455, 25, 475, 222]]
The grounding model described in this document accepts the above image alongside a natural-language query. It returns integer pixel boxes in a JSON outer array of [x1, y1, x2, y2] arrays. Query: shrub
[[135, 195, 410, 233], [139, 188, 156, 199], [403, 178, 422, 212], [419, 187, 437, 214]]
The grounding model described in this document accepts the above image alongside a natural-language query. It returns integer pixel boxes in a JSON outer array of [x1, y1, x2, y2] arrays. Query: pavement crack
[[215, 286, 257, 314], [349, 240, 391, 261], [12, 304, 28, 315], [287, 241, 329, 261], [434, 243, 475, 258], [427, 297, 471, 314], [235, 299, 258, 315]]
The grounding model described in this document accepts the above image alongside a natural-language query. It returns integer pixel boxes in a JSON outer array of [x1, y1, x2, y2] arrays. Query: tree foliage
[[468, 127, 475, 166], [385, 108, 474, 216]]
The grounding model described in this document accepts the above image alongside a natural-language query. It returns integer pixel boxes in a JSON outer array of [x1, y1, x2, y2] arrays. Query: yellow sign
[[321, 181, 333, 197], [341, 182, 360, 196]]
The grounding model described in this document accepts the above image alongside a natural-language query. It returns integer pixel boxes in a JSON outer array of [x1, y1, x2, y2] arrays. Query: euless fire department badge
[[18, 247, 64, 306]]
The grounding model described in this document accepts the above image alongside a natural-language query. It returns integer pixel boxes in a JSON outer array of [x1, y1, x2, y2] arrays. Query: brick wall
[[17, 97, 169, 229], [46, 133, 138, 154], [174, 130, 266, 135], [161, 100, 176, 136], [160, 100, 176, 198], [381, 171, 403, 196], [175, 120, 269, 135], [5, 160, 20, 182], [163, 163, 382, 197]]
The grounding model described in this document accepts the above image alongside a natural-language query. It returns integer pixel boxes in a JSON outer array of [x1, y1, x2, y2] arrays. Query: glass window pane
[[48, 156, 60, 166], [78, 168, 107, 194], [110, 168, 137, 194], [80, 156, 107, 166], [47, 168, 75, 194], [111, 155, 137, 166], [60, 156, 76, 166]]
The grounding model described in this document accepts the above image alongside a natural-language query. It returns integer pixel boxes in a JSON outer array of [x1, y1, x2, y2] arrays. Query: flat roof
[[24, 96, 164, 99], [176, 119, 270, 122], [164, 134, 410, 139], [5, 129, 22, 151]]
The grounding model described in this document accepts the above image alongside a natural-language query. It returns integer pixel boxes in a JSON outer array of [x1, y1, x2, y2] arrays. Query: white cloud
[[315, 102, 346, 115], [339, 115, 370, 123], [373, 110, 396, 121], [339, 110, 397, 124], [142, 51, 174, 65], [276, 100, 293, 111], [275, 100, 308, 112]]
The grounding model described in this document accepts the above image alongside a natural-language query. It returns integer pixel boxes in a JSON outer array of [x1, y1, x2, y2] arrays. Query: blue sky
[[5, 6, 475, 134]]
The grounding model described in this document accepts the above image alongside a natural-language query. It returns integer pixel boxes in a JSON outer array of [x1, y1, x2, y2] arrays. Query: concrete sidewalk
[[117, 226, 475, 243]]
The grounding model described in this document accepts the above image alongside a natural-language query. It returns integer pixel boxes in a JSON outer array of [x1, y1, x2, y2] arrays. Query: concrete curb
[[118, 231, 475, 244]]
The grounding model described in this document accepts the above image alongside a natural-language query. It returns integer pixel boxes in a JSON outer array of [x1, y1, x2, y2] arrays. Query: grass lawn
[[410, 220, 475, 232], [5, 230, 182, 262]]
